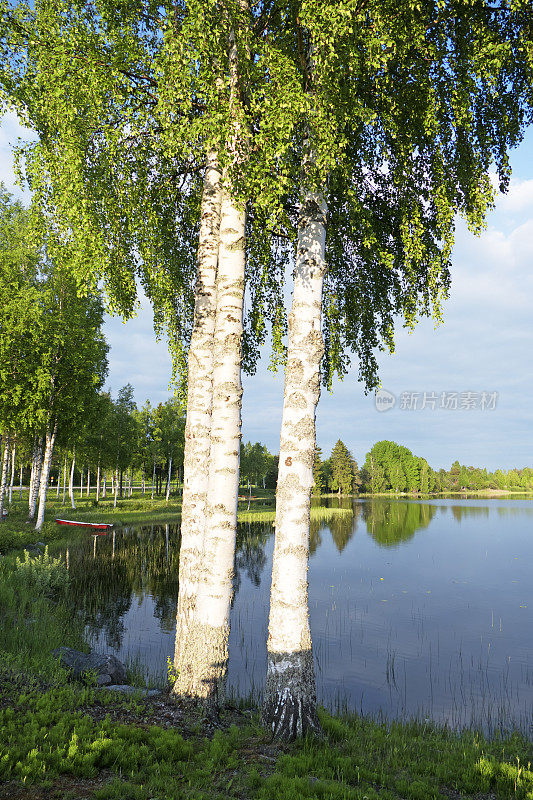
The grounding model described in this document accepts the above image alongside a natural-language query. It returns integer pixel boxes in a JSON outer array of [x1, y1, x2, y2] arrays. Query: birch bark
[[69, 452, 76, 509], [87, 468, 90, 497], [96, 463, 100, 502], [172, 156, 223, 694], [35, 421, 58, 530], [103, 469, 107, 498], [173, 7, 249, 702], [0, 435, 10, 521], [262, 183, 327, 740], [165, 456, 172, 503], [177, 183, 246, 704], [62, 456, 67, 504], [28, 437, 43, 520], [8, 445, 15, 504]]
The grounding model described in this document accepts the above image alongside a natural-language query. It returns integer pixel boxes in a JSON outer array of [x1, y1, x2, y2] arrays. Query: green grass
[[0, 547, 87, 683], [238, 506, 353, 523]]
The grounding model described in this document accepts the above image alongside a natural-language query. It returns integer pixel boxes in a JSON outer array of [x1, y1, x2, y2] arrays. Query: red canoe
[[55, 518, 113, 531]]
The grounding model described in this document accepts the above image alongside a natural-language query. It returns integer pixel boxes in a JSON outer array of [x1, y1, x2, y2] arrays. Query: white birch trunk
[[262, 184, 327, 740], [80, 467, 84, 499], [151, 462, 155, 500], [0, 435, 10, 521], [103, 469, 107, 499], [172, 152, 224, 696], [113, 468, 118, 508], [8, 445, 15, 504], [28, 437, 43, 520], [173, 10, 249, 700], [69, 453, 76, 510], [166, 456, 172, 503], [35, 422, 58, 531], [62, 456, 67, 505], [96, 463, 101, 503], [178, 184, 246, 704], [56, 455, 61, 499], [87, 468, 90, 498], [28, 438, 36, 513]]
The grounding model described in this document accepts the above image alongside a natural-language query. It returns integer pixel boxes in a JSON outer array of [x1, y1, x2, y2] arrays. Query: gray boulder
[[52, 647, 127, 686]]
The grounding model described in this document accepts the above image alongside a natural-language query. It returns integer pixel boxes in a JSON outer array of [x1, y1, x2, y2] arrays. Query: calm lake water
[[55, 499, 533, 734]]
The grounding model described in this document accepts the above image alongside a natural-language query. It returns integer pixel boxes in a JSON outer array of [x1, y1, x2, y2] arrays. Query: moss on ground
[[1, 680, 533, 800]]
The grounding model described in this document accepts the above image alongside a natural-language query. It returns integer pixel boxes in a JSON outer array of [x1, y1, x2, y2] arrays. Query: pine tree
[[312, 448, 325, 496], [330, 440, 354, 496]]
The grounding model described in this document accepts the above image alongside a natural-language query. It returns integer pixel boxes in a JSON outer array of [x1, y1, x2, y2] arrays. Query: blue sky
[[2, 112, 532, 471]]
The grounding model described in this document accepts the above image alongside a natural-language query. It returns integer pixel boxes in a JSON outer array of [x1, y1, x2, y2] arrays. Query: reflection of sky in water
[[65, 499, 533, 734]]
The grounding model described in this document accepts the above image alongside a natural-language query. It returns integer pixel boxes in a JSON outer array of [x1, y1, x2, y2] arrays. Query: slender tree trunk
[[87, 468, 90, 498], [177, 180, 246, 705], [172, 151, 223, 696], [103, 469, 107, 499], [28, 436, 43, 520], [119, 469, 123, 499], [62, 456, 67, 505], [80, 466, 84, 499], [8, 444, 15, 504], [0, 435, 11, 521], [151, 462, 155, 500], [96, 463, 101, 503], [173, 8, 249, 702], [113, 468, 118, 508], [262, 181, 326, 740], [35, 421, 58, 530], [166, 456, 172, 503], [69, 451, 76, 510], [129, 467, 133, 497], [19, 462, 23, 500], [28, 437, 36, 512], [142, 462, 145, 495], [56, 454, 61, 499], [111, 470, 114, 495]]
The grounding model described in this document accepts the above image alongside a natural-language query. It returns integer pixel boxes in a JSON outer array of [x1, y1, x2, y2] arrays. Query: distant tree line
[[311, 439, 533, 495]]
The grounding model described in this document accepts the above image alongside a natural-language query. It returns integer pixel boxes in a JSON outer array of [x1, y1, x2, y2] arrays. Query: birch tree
[[1, 0, 290, 705], [262, 0, 533, 738], [33, 264, 109, 530]]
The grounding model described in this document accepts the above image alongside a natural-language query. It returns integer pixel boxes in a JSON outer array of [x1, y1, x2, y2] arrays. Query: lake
[[55, 498, 533, 734]]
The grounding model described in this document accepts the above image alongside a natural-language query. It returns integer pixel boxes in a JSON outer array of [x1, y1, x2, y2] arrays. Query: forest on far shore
[[312, 439, 533, 496]]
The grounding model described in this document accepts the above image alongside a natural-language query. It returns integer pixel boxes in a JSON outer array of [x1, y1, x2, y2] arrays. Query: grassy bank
[[0, 491, 358, 553]]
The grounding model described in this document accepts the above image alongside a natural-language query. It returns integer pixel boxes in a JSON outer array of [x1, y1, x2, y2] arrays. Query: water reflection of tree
[[64, 524, 182, 648], [231, 522, 272, 602], [363, 501, 436, 547], [450, 505, 490, 522], [64, 521, 275, 648]]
